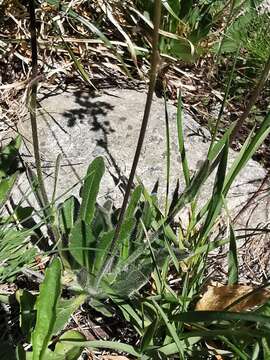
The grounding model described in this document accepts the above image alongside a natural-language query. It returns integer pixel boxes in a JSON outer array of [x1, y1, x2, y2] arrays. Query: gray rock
[[16, 87, 269, 229]]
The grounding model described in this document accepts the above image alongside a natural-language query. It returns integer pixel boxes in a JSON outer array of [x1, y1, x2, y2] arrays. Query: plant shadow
[[61, 89, 128, 192]]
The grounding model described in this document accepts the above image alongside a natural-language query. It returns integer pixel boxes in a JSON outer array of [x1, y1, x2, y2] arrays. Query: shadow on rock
[[63, 90, 127, 191]]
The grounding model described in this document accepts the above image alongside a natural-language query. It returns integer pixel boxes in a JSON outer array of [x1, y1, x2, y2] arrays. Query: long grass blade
[[224, 112, 270, 195], [228, 225, 239, 285], [176, 91, 190, 186], [200, 140, 228, 239], [153, 300, 185, 359], [175, 311, 270, 325], [164, 89, 171, 215]]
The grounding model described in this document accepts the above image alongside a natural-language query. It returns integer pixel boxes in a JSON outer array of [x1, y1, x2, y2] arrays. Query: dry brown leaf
[[205, 339, 233, 359], [195, 284, 270, 312]]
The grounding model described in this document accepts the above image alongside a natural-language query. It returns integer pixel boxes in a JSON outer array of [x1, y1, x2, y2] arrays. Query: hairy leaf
[[80, 157, 105, 225], [53, 294, 87, 335], [31, 258, 61, 360]]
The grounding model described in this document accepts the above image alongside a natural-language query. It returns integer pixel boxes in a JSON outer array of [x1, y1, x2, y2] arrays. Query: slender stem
[[230, 53, 270, 143], [216, 0, 236, 63], [98, 0, 162, 281], [208, 53, 270, 173], [29, 0, 49, 208], [208, 45, 239, 154], [29, 0, 62, 249]]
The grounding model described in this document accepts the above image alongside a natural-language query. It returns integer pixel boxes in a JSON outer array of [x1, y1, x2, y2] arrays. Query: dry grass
[[0, 0, 269, 165]]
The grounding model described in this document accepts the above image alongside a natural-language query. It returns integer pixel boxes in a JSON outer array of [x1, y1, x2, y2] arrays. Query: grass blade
[[153, 300, 185, 359], [161, 1, 185, 25], [176, 311, 270, 325], [228, 225, 239, 285], [200, 140, 228, 239], [208, 45, 239, 153], [61, 37, 96, 88], [51, 154, 61, 203], [170, 159, 210, 218], [125, 185, 143, 219], [164, 90, 171, 215], [176, 91, 190, 186], [224, 112, 270, 195]]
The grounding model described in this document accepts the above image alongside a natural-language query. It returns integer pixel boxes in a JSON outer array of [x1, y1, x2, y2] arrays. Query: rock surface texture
[[17, 87, 269, 231]]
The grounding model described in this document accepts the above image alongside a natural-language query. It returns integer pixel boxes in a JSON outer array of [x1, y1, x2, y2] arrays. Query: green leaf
[[201, 141, 228, 238], [80, 157, 105, 225], [262, 338, 270, 358], [157, 337, 203, 356], [195, 123, 236, 225], [207, 122, 236, 163], [175, 311, 270, 325], [0, 135, 21, 178], [109, 248, 175, 297], [31, 258, 62, 360], [15, 206, 34, 224], [69, 220, 96, 269], [140, 186, 161, 231], [119, 217, 136, 260], [98, 1, 139, 70], [169, 39, 195, 62], [16, 290, 36, 340], [89, 297, 114, 317], [256, 300, 270, 317], [59, 196, 80, 236], [92, 201, 113, 237], [189, 12, 212, 44], [163, 92, 171, 215], [108, 253, 154, 297], [92, 230, 114, 275], [53, 330, 85, 360], [140, 318, 158, 352], [176, 92, 190, 186], [0, 173, 18, 209], [0, 229, 36, 283], [111, 296, 147, 334], [53, 294, 87, 335], [162, 0, 182, 23], [171, 159, 210, 217], [179, 0, 193, 18], [224, 113, 270, 195], [58, 340, 140, 357], [153, 300, 185, 359], [62, 37, 96, 88], [228, 225, 238, 285], [126, 185, 143, 218]]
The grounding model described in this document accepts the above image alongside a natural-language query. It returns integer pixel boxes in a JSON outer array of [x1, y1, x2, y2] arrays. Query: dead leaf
[[205, 339, 233, 359], [195, 284, 270, 312]]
